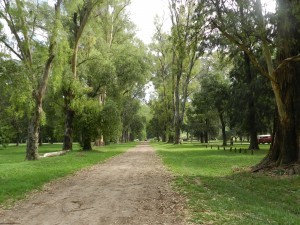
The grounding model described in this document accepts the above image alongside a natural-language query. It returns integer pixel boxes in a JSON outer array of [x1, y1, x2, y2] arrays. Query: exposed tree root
[[251, 162, 300, 175]]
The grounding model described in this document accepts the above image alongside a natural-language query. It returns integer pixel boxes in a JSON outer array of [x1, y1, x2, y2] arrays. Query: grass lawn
[[152, 141, 300, 225], [0, 142, 136, 208]]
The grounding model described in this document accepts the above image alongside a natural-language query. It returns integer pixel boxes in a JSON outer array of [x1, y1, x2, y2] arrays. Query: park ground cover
[[152, 142, 300, 225], [0, 143, 136, 207]]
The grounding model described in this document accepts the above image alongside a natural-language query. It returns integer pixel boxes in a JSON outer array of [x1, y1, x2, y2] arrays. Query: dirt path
[[0, 143, 191, 225]]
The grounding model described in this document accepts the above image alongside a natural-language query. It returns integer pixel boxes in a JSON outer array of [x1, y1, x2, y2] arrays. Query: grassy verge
[[152, 142, 300, 225], [0, 142, 136, 207]]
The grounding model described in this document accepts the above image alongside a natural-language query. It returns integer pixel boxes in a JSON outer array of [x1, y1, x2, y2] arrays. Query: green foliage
[[229, 54, 274, 135], [73, 98, 102, 148], [153, 142, 300, 224], [100, 100, 121, 144]]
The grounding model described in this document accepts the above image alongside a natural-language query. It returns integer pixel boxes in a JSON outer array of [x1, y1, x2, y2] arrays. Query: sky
[[127, 0, 276, 45], [127, 0, 170, 44]]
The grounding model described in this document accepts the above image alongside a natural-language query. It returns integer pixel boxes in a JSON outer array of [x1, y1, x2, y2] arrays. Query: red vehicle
[[257, 134, 272, 144]]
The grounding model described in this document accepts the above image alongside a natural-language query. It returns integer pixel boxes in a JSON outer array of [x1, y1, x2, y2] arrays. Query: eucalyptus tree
[[150, 19, 174, 142], [199, 0, 300, 169], [113, 42, 150, 142], [169, 0, 205, 144], [69, 0, 149, 146], [0, 0, 63, 160], [60, 0, 106, 151]]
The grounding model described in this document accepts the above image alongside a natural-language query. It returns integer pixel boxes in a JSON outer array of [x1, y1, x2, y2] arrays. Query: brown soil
[[0, 143, 192, 225]]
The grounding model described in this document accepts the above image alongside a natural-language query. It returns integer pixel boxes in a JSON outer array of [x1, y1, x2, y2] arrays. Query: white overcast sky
[[127, 0, 275, 44], [128, 0, 170, 44]]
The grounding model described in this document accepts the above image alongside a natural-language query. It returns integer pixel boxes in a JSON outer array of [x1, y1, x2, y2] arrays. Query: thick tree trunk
[[219, 111, 227, 146], [244, 52, 259, 150], [255, 0, 300, 170], [174, 117, 181, 144], [82, 133, 92, 151], [63, 106, 75, 151], [26, 100, 42, 160], [25, 1, 61, 160], [168, 134, 174, 143]]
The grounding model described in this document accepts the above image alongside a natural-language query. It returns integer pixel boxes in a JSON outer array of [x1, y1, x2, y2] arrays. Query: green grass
[[0, 142, 136, 207], [152, 142, 300, 225]]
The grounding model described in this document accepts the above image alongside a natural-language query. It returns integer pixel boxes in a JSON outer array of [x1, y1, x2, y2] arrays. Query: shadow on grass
[[152, 142, 300, 224], [176, 173, 300, 225]]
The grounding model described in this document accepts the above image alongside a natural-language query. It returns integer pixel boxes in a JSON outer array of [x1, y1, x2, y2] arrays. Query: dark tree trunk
[[204, 131, 208, 143], [256, 0, 300, 170], [168, 134, 174, 143], [63, 106, 75, 151], [244, 52, 259, 150], [204, 119, 209, 143], [200, 133, 204, 143], [82, 133, 92, 151], [219, 111, 227, 146]]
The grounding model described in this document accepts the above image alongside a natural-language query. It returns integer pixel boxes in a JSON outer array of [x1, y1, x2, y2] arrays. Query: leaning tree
[[200, 0, 300, 171]]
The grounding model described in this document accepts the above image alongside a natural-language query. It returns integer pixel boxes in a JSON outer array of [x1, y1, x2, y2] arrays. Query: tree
[[61, 0, 104, 151], [0, 0, 62, 160], [150, 19, 174, 142], [169, 0, 205, 144], [74, 98, 101, 150], [201, 0, 300, 170], [100, 100, 121, 145]]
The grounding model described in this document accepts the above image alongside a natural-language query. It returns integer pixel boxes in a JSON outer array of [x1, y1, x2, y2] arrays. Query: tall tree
[[150, 19, 174, 142], [169, 0, 204, 144], [62, 0, 103, 150], [0, 0, 62, 160], [201, 0, 300, 169]]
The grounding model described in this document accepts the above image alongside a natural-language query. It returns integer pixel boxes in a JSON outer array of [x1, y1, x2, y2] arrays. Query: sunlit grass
[[0, 142, 136, 207], [152, 141, 300, 225]]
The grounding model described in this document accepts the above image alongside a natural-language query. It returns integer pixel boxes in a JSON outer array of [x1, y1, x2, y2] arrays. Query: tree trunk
[[26, 100, 42, 160], [244, 52, 259, 150], [219, 111, 227, 146], [25, 1, 62, 160], [63, 106, 75, 151], [82, 133, 92, 151], [174, 75, 181, 144], [255, 0, 300, 170]]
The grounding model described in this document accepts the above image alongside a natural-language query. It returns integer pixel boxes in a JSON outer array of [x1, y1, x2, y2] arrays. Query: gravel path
[[0, 143, 191, 225]]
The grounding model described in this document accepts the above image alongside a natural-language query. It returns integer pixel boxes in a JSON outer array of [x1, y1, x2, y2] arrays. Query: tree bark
[[255, 0, 300, 170], [219, 111, 227, 146], [82, 132, 92, 151], [62, 2, 95, 151], [244, 52, 259, 150], [63, 106, 75, 150], [25, 1, 61, 160], [26, 100, 42, 160]]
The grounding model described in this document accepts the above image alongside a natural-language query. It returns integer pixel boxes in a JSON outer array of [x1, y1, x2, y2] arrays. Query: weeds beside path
[[0, 143, 191, 225]]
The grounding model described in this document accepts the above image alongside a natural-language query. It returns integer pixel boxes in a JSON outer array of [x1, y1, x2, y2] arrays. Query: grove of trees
[[147, 0, 300, 171], [1, 0, 299, 171], [0, 0, 150, 159]]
